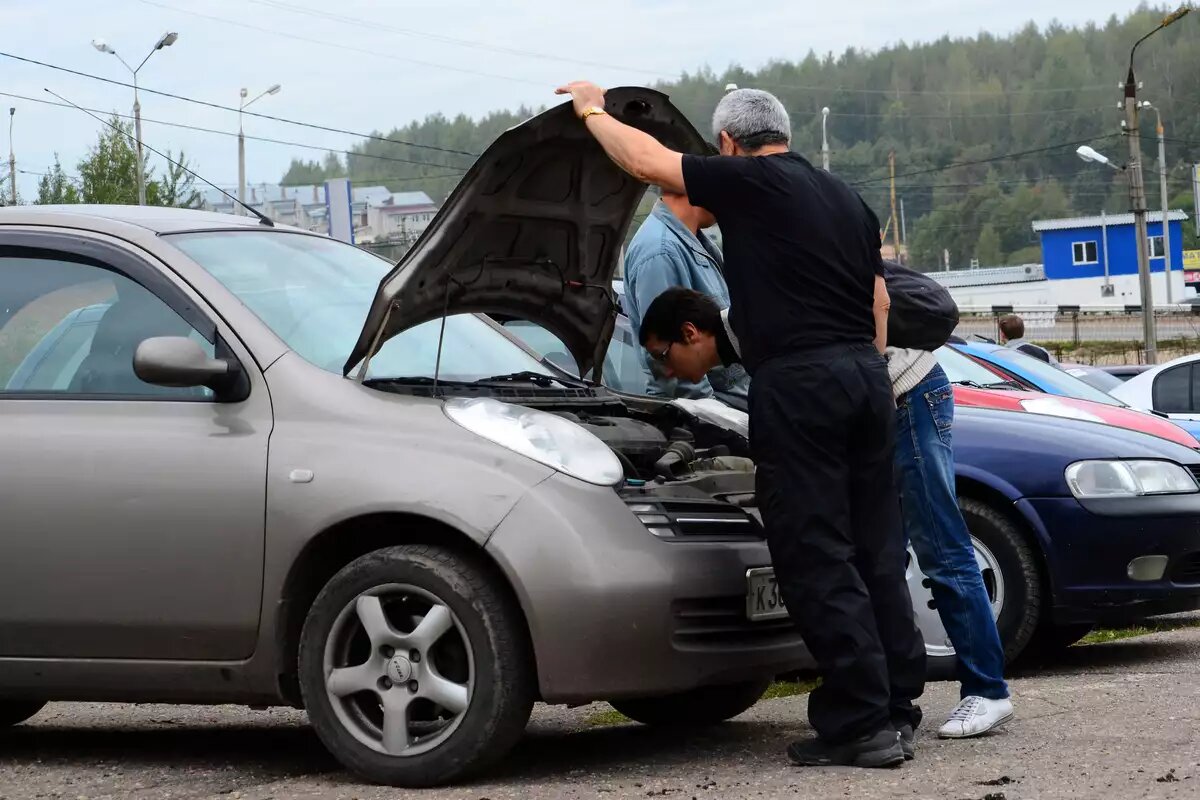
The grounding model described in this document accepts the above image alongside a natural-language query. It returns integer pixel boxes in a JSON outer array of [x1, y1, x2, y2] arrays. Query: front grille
[[1188, 466, 1200, 484], [672, 596, 801, 650], [1170, 552, 1200, 585], [625, 498, 764, 540]]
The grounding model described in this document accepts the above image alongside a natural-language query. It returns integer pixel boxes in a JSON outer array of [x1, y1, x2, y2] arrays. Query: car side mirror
[[134, 336, 241, 395]]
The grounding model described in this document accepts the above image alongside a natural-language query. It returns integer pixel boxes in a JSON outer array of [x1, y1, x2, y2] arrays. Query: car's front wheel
[[609, 680, 770, 726], [298, 545, 534, 788], [0, 700, 46, 728], [907, 497, 1042, 677]]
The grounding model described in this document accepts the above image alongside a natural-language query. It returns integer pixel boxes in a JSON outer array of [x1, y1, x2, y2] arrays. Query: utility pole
[[889, 150, 901, 262], [900, 197, 907, 247], [821, 107, 831, 171], [1124, 76, 1156, 363], [7, 107, 15, 206]]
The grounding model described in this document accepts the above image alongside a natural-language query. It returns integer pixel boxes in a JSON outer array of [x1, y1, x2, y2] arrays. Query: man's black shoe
[[787, 730, 905, 768], [897, 724, 915, 760]]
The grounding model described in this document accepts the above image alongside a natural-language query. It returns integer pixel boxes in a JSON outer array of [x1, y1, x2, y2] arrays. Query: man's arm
[[873, 274, 890, 354], [555, 82, 686, 193]]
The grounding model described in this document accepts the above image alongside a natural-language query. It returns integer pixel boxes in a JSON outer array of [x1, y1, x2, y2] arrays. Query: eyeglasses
[[651, 341, 675, 363]]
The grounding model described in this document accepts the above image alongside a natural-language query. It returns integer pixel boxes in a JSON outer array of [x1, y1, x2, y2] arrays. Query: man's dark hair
[[639, 287, 723, 346], [998, 314, 1025, 340]]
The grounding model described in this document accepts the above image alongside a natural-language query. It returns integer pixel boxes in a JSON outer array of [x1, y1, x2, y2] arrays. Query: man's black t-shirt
[[681, 152, 884, 373]]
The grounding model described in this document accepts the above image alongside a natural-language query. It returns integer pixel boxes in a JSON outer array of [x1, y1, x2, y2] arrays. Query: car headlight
[[1019, 397, 1105, 424], [444, 397, 624, 486], [1065, 459, 1198, 499]]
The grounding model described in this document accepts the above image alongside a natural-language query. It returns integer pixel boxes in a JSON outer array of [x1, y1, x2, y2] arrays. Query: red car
[[936, 346, 1197, 449]]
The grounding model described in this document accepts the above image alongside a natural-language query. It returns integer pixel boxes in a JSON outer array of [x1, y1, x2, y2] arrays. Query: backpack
[[882, 259, 959, 351]]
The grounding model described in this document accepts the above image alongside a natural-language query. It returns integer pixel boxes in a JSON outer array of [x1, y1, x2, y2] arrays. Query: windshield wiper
[[952, 380, 985, 388], [476, 371, 582, 388]]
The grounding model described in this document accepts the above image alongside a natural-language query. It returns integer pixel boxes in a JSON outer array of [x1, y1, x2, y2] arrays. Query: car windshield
[[169, 230, 553, 382], [1061, 365, 1125, 393], [935, 345, 1014, 387], [976, 346, 1125, 407]]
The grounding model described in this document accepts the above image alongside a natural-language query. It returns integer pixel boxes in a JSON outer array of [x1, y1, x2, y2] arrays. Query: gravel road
[[1, 617, 1197, 800]]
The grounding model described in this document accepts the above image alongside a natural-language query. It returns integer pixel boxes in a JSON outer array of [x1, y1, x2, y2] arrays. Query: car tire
[[0, 700, 46, 728], [609, 680, 770, 727], [298, 544, 535, 788], [959, 498, 1042, 664]]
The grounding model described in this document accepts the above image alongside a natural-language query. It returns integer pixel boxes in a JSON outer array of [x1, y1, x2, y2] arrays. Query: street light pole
[[1118, 6, 1189, 364], [238, 84, 282, 217], [1123, 71, 1155, 363], [820, 107, 831, 171], [1143, 101, 1173, 304], [7, 108, 15, 206], [92, 32, 178, 206]]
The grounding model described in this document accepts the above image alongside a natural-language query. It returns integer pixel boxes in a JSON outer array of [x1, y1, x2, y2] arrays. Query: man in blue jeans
[[886, 344, 1016, 740], [639, 286, 1015, 752]]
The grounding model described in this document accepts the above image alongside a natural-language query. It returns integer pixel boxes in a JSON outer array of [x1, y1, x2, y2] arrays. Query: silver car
[[0, 89, 805, 787]]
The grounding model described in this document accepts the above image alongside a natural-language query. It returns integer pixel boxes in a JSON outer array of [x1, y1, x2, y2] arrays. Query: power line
[[813, 105, 1112, 120], [0, 89, 473, 175], [133, 0, 549, 89], [849, 135, 1120, 187], [234, 0, 670, 77], [0, 51, 483, 160]]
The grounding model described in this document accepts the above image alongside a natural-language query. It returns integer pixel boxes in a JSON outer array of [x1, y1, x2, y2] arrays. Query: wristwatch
[[580, 106, 607, 122]]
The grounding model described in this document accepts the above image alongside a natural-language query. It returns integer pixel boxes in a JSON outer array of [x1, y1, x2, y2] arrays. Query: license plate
[[746, 567, 789, 621]]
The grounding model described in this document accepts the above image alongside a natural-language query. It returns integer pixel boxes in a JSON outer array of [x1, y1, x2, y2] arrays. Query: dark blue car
[[503, 318, 1200, 671]]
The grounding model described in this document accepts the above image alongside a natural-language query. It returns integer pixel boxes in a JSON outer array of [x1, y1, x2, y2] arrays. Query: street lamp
[[238, 84, 282, 216], [1116, 5, 1189, 363], [1141, 100, 1174, 304], [91, 31, 179, 206], [7, 107, 15, 206], [820, 107, 831, 171]]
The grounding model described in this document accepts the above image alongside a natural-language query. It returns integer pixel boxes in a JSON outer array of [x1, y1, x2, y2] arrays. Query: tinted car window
[[1, 254, 213, 397], [1154, 364, 1194, 413]]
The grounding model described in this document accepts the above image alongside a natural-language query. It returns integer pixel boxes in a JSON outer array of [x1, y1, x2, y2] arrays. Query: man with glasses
[[557, 80, 924, 769]]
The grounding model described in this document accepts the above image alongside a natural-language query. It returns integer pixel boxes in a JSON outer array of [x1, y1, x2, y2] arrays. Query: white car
[[1109, 353, 1200, 423]]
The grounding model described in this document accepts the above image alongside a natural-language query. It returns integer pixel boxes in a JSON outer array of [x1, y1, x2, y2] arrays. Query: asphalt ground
[[1, 615, 1197, 800]]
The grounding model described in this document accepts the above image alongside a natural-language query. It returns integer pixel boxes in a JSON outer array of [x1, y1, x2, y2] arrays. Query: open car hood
[[345, 87, 709, 378]]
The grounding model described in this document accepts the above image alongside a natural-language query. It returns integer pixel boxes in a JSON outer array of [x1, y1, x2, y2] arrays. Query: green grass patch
[[584, 707, 631, 727], [1081, 617, 1200, 645], [761, 678, 821, 700]]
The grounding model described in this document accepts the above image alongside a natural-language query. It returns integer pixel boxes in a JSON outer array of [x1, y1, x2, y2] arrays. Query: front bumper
[[1020, 495, 1200, 625], [486, 474, 809, 704]]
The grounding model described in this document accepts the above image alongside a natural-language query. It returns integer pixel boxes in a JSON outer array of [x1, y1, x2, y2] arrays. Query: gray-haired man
[[555, 81, 925, 768]]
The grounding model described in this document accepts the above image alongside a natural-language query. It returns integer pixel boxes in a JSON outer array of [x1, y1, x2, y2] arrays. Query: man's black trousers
[[750, 343, 926, 743]]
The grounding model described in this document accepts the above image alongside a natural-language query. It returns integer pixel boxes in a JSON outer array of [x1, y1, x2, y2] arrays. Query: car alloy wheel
[[323, 583, 474, 757], [298, 545, 534, 787], [907, 536, 1005, 660]]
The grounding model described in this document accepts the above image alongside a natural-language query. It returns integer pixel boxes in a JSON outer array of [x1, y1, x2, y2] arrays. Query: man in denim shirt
[[624, 189, 750, 401]]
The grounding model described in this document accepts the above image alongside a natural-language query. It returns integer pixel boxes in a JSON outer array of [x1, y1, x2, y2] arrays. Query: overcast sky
[[2, 0, 1148, 200]]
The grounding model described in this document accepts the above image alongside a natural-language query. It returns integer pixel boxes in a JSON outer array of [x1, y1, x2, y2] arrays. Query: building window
[[1072, 241, 1098, 265], [1149, 235, 1166, 259]]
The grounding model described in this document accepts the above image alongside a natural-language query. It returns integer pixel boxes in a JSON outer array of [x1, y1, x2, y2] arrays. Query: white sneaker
[[937, 696, 1014, 739]]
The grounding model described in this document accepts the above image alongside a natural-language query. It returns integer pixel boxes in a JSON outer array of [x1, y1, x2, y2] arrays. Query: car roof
[[0, 204, 310, 235]]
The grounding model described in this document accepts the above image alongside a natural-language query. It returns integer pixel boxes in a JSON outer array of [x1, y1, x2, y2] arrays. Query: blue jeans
[[895, 364, 1009, 700]]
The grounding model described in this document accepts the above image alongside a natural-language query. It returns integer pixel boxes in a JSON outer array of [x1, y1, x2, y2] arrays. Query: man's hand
[[555, 81, 606, 118]]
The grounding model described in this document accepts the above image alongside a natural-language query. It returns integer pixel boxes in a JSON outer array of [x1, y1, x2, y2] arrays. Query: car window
[[935, 346, 1011, 386], [1062, 366, 1123, 393], [1153, 364, 1194, 413], [979, 347, 1124, 407], [0, 254, 213, 398], [170, 230, 553, 381], [501, 319, 645, 394]]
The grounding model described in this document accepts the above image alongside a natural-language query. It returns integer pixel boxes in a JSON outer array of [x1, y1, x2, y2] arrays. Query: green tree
[[77, 116, 148, 205], [975, 223, 1004, 265], [75, 116, 199, 207], [35, 155, 81, 205]]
